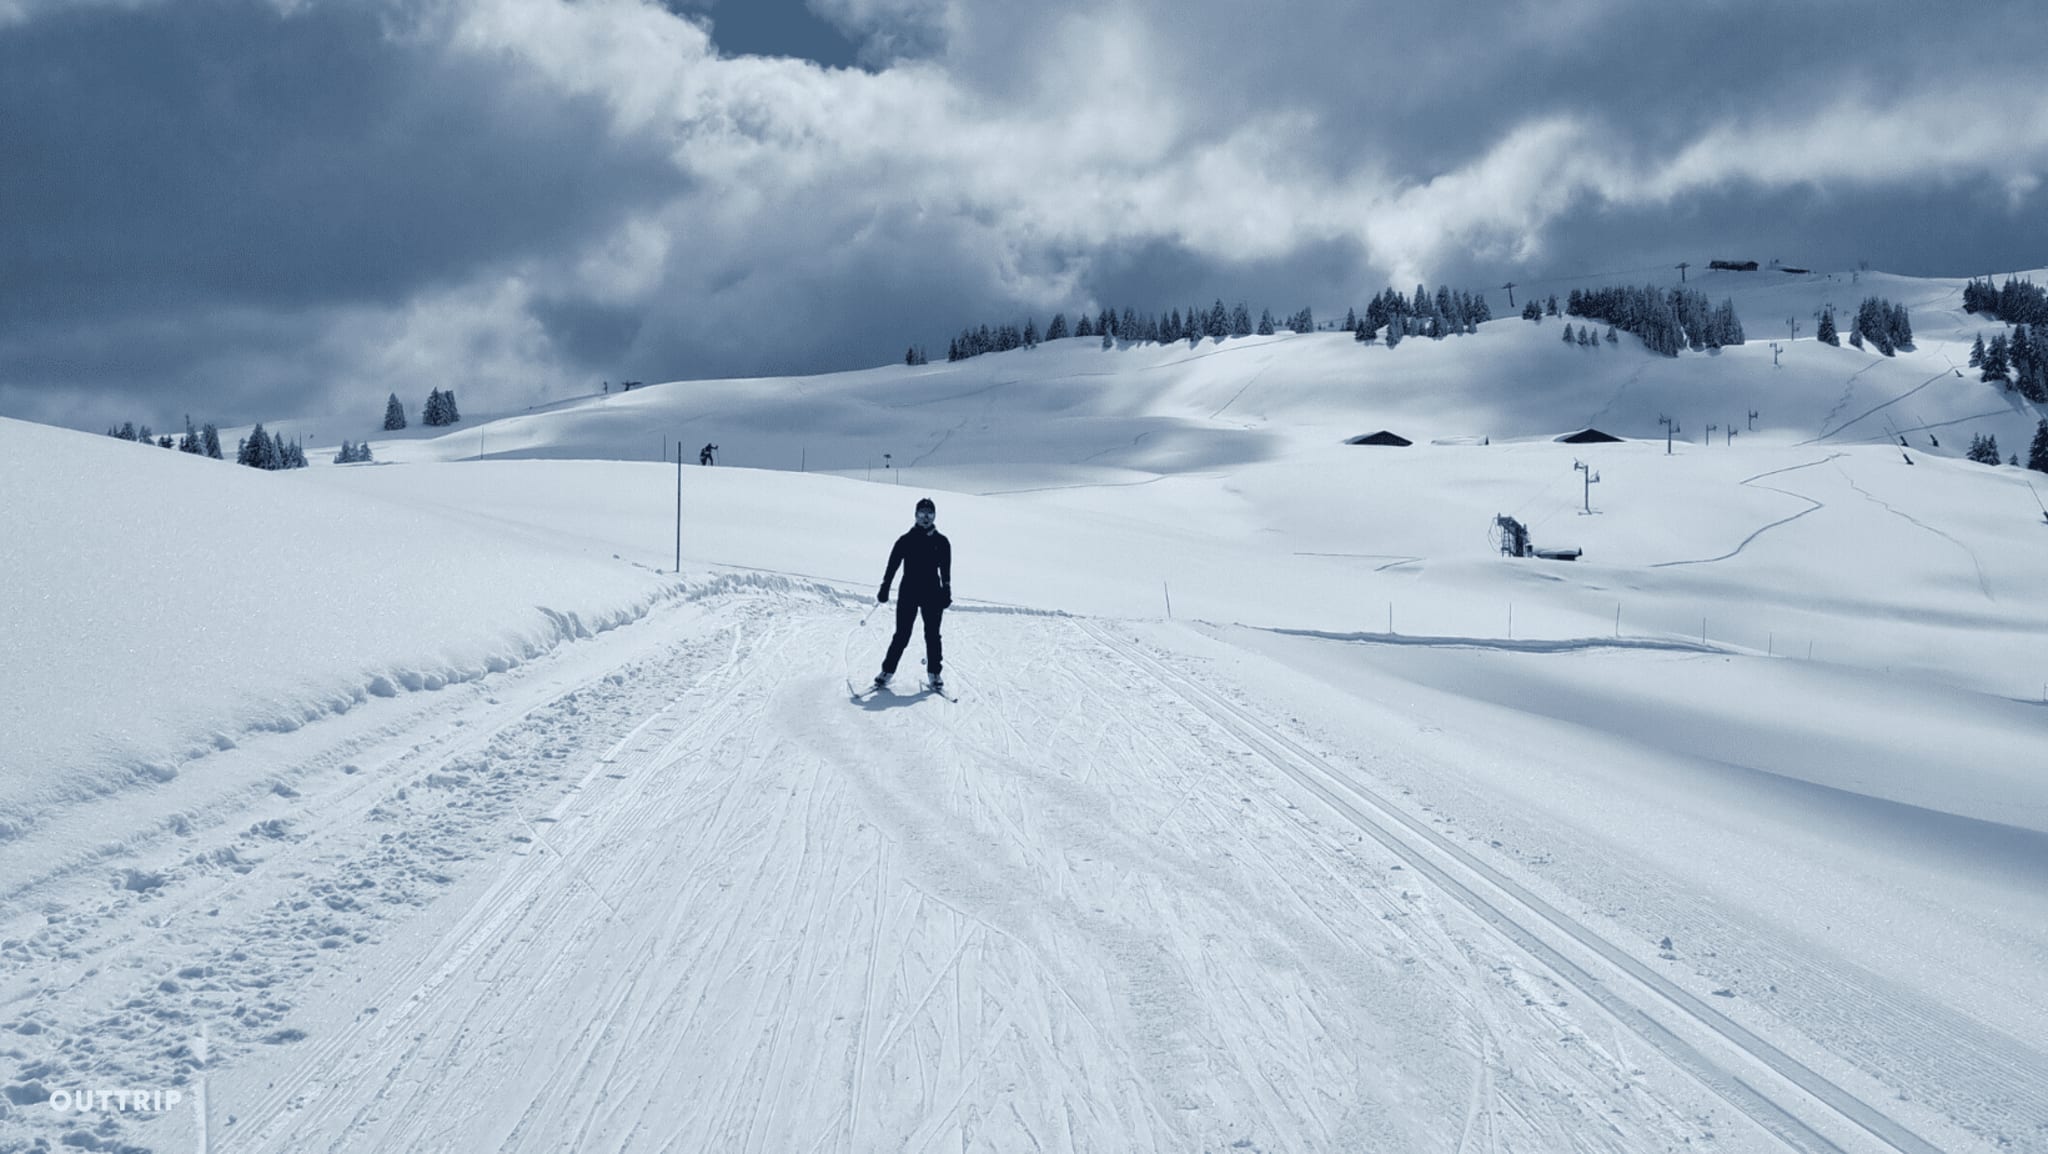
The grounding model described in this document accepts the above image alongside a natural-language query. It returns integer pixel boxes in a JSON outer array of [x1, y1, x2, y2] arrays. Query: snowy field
[[3, 267, 2047, 1152]]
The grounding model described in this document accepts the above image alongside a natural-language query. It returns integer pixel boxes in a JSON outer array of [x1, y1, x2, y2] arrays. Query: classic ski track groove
[[1076, 617, 1943, 1154], [230, 599, 794, 1151]]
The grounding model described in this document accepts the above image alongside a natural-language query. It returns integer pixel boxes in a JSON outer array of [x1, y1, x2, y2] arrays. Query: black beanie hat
[[915, 497, 936, 513]]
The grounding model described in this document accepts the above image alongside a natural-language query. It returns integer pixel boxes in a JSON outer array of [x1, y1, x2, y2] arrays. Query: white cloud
[[420, 0, 2048, 365]]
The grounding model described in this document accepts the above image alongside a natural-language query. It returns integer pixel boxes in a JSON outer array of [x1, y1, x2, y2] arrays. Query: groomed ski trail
[[128, 585, 2027, 1154]]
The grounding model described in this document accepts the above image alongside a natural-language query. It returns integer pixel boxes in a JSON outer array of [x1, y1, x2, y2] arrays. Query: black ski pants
[[882, 595, 944, 678]]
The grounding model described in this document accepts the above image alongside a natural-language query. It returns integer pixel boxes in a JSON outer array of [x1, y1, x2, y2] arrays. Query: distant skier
[[699, 443, 717, 466], [872, 497, 952, 693]]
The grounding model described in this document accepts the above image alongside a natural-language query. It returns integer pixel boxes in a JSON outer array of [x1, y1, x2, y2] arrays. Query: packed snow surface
[[3, 267, 2046, 1152]]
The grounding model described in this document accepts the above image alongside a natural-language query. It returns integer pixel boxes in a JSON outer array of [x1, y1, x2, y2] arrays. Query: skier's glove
[[877, 584, 890, 603], [937, 588, 952, 609]]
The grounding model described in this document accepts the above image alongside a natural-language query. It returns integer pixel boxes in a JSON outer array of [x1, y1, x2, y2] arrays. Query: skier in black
[[699, 443, 717, 466], [873, 497, 952, 693]]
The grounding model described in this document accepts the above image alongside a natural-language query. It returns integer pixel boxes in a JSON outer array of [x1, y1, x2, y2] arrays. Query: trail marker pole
[[675, 441, 682, 574]]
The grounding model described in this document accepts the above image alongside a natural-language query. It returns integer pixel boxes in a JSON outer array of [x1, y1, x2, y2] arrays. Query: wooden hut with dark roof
[[1555, 428, 1622, 444], [1345, 430, 1413, 446]]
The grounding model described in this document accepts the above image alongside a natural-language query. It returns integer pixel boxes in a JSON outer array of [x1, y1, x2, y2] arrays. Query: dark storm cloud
[[0, 0, 677, 426], [3, 0, 2045, 434]]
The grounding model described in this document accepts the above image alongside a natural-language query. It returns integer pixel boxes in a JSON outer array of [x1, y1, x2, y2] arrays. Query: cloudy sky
[[6, 0, 2048, 433]]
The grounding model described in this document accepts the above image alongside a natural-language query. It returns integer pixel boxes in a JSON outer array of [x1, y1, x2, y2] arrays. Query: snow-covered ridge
[[0, 419, 681, 835]]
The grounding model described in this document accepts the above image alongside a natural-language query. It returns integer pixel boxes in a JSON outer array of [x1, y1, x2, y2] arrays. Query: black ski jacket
[[881, 527, 951, 602]]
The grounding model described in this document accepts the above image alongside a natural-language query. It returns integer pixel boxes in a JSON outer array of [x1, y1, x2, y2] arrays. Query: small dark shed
[[1346, 431, 1413, 446], [1556, 428, 1622, 444]]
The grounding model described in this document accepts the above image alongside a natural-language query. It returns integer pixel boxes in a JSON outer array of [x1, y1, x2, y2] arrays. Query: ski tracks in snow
[[35, 582, 2035, 1153], [1081, 621, 2045, 1154]]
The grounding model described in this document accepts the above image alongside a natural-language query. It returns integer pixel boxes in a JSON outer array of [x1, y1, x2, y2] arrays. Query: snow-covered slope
[[4, 267, 2047, 1154]]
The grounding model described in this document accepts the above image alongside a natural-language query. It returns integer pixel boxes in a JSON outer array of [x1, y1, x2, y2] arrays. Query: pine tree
[[179, 415, 201, 454], [1023, 318, 1039, 347], [1817, 308, 1838, 346], [1257, 308, 1275, 336], [1605, 326, 1618, 344], [1967, 433, 2002, 465], [1102, 327, 1114, 350], [202, 424, 222, 459], [1383, 323, 1401, 349], [1076, 314, 1093, 338], [1983, 333, 2011, 383], [1046, 313, 1068, 341], [1849, 328, 1864, 349], [421, 388, 462, 426], [2030, 421, 2048, 473], [1545, 295, 1559, 317], [238, 425, 269, 468], [385, 393, 406, 430], [1231, 302, 1252, 337], [1344, 307, 1358, 333], [1562, 322, 1575, 344], [1969, 333, 1986, 367]]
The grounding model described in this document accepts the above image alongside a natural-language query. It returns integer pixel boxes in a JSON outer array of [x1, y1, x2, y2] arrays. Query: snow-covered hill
[[4, 267, 2047, 1154]]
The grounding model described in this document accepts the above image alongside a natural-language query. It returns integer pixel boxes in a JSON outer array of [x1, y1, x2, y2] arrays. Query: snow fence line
[[1242, 623, 1725, 656]]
